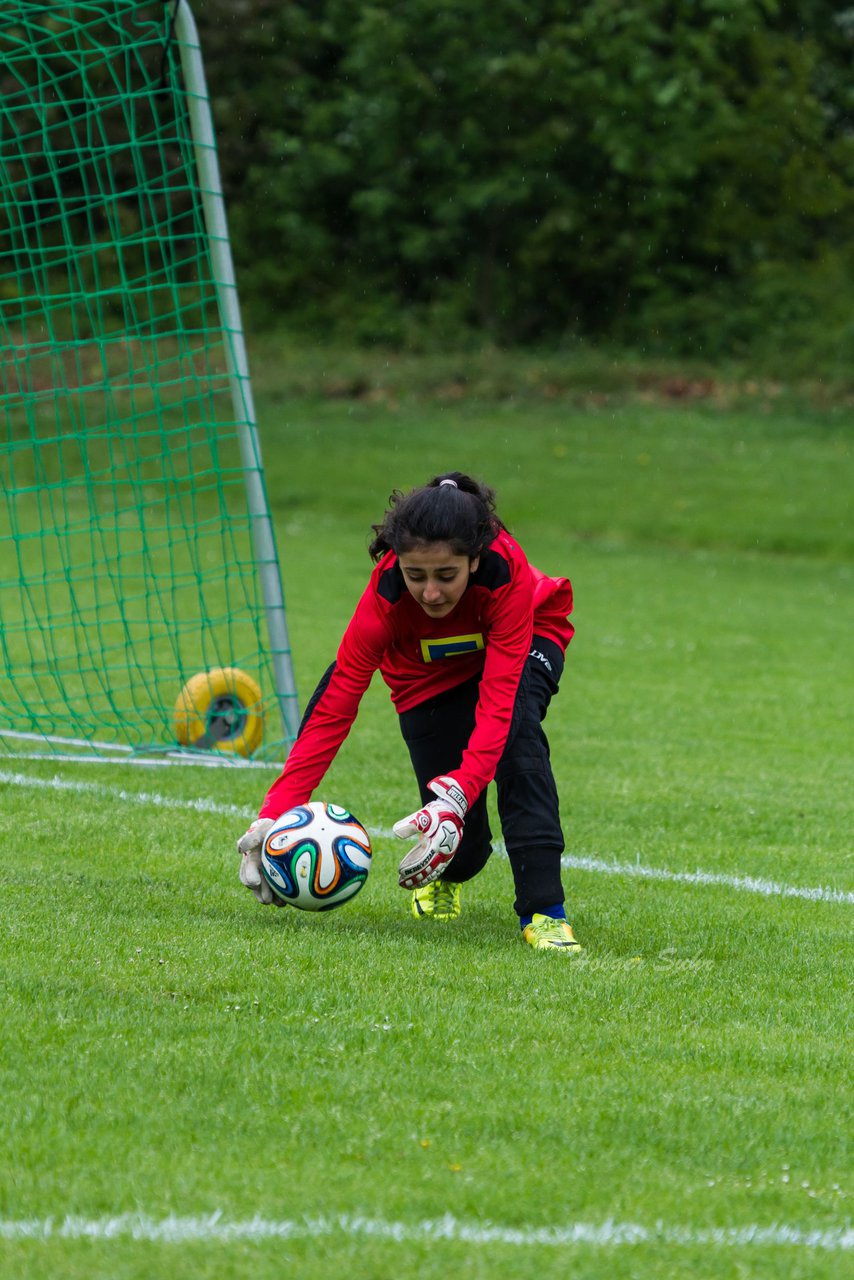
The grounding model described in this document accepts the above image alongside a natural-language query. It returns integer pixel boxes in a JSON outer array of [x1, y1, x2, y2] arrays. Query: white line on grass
[[0, 1212, 850, 1251], [0, 769, 250, 820], [3, 749, 270, 769], [3, 769, 851, 906], [560, 854, 854, 906]]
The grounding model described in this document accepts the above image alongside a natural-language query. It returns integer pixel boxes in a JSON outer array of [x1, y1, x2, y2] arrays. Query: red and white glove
[[394, 775, 467, 890], [237, 817, 275, 904]]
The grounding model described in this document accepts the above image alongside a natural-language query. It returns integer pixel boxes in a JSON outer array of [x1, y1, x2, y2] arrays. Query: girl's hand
[[237, 818, 275, 903], [394, 776, 467, 890]]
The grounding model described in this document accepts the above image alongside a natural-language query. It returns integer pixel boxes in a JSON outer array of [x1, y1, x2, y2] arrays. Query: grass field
[[1, 342, 852, 1278]]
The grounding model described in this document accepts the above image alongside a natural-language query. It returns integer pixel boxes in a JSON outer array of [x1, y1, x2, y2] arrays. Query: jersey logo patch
[[420, 633, 485, 663]]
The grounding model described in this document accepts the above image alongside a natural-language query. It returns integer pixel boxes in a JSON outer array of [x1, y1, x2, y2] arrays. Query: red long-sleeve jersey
[[259, 531, 573, 819]]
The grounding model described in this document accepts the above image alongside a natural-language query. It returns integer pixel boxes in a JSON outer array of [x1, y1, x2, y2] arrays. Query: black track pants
[[398, 636, 567, 917]]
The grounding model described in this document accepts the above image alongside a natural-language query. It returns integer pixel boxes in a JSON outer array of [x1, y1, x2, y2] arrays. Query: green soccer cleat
[[411, 879, 462, 921], [522, 913, 583, 953]]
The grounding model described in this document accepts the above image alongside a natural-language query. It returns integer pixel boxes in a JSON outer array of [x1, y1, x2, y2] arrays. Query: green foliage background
[[195, 0, 854, 364]]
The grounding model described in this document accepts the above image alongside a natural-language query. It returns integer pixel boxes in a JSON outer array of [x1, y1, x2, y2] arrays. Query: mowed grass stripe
[[3, 372, 850, 1280], [3, 767, 851, 905]]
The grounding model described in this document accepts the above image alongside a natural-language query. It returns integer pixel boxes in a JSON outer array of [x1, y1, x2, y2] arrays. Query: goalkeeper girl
[[238, 472, 581, 952]]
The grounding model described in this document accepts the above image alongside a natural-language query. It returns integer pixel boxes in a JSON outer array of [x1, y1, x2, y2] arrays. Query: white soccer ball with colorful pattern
[[260, 802, 372, 911]]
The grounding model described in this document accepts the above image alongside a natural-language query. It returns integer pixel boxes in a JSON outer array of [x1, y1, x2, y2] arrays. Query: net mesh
[[0, 1, 295, 763]]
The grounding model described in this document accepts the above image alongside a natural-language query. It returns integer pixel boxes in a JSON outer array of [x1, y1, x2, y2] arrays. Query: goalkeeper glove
[[237, 817, 276, 904], [394, 775, 467, 890]]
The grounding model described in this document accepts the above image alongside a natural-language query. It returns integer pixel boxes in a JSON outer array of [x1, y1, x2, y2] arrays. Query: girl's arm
[[258, 588, 389, 818], [453, 558, 535, 805]]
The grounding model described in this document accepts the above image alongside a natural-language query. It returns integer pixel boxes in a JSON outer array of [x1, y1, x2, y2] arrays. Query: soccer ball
[[260, 802, 372, 911]]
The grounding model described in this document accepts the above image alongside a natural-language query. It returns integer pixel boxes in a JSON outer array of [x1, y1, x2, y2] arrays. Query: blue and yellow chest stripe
[[420, 633, 485, 663]]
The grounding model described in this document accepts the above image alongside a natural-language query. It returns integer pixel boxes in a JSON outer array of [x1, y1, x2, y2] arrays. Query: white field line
[[3, 769, 851, 906], [0, 729, 271, 767], [0, 769, 251, 820], [0, 729, 133, 752], [2, 749, 271, 770], [0, 1212, 850, 1251], [375, 828, 854, 906], [560, 853, 854, 906]]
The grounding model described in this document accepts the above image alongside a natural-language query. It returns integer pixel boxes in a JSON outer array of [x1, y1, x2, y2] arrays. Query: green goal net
[[0, 1, 299, 765]]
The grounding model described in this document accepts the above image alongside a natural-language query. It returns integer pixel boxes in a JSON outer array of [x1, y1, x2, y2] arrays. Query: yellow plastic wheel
[[174, 666, 264, 758]]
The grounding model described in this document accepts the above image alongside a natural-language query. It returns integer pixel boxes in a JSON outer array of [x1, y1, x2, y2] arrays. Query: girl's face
[[398, 542, 480, 618]]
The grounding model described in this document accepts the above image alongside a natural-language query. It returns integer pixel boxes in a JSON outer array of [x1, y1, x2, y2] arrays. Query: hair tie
[[439, 478, 458, 488]]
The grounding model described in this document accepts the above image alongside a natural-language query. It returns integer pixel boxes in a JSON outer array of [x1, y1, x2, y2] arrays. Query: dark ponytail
[[369, 471, 506, 562]]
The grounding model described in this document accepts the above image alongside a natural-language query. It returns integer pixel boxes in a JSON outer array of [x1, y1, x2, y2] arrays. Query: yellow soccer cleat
[[522, 913, 583, 953], [411, 879, 462, 921]]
